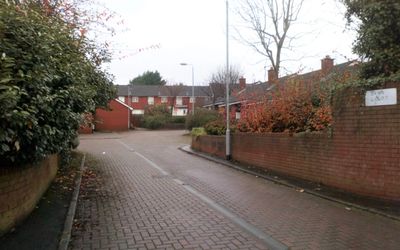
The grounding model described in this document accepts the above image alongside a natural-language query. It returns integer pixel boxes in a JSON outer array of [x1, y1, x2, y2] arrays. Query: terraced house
[[204, 56, 359, 118], [115, 84, 211, 116]]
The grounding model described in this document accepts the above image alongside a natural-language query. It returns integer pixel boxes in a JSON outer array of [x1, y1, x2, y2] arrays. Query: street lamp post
[[128, 84, 131, 129], [225, 0, 231, 160], [180, 63, 195, 115]]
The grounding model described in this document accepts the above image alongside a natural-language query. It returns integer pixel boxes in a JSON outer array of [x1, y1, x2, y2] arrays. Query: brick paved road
[[72, 130, 400, 249]]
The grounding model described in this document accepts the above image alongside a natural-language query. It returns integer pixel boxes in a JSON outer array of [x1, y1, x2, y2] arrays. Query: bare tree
[[236, 0, 304, 77], [207, 65, 242, 106], [210, 65, 242, 85]]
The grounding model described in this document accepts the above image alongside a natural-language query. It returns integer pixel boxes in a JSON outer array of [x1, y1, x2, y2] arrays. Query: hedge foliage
[[0, 1, 115, 165], [142, 104, 171, 129], [185, 108, 220, 130], [204, 120, 231, 135], [343, 0, 400, 79], [191, 127, 206, 137], [142, 115, 167, 130], [237, 82, 332, 134]]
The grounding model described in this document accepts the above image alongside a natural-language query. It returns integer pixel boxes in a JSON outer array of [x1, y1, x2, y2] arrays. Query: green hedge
[[185, 108, 220, 130], [142, 115, 167, 130], [191, 127, 206, 137], [204, 120, 226, 135], [204, 120, 236, 135], [170, 116, 186, 124], [0, 1, 115, 165], [141, 104, 187, 129]]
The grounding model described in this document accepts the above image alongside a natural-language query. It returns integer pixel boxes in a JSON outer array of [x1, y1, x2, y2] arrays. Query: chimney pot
[[268, 67, 277, 83]]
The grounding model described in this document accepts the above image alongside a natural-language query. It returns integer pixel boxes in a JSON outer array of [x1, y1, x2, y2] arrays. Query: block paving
[[72, 131, 400, 250], [71, 138, 267, 249]]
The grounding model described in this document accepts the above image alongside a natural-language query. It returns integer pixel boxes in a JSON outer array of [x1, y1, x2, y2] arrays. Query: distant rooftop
[[115, 85, 212, 97]]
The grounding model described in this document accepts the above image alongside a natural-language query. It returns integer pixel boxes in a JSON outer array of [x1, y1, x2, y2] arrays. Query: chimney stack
[[268, 67, 277, 83], [239, 77, 246, 90], [321, 55, 334, 75]]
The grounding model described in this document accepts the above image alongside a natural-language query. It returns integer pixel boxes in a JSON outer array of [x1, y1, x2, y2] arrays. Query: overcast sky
[[98, 0, 357, 86]]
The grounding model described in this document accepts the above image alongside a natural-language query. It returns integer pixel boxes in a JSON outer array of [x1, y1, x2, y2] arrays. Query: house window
[[161, 97, 168, 103], [236, 112, 241, 120], [117, 96, 125, 102], [189, 97, 196, 103], [131, 96, 139, 103], [176, 96, 182, 105], [172, 108, 188, 116], [148, 96, 154, 105], [132, 109, 144, 115]]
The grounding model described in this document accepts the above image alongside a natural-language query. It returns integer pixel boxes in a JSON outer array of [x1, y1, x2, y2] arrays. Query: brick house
[[79, 84, 212, 133], [203, 77, 272, 120], [78, 99, 134, 133], [115, 84, 211, 116], [94, 99, 133, 131], [205, 56, 359, 119]]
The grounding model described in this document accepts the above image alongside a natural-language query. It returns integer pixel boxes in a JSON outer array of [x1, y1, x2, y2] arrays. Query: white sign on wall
[[365, 88, 397, 107]]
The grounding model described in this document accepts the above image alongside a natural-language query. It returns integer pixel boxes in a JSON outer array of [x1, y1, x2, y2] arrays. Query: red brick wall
[[78, 125, 93, 134], [192, 135, 226, 159], [192, 83, 400, 202], [0, 154, 59, 235], [95, 99, 130, 131], [129, 96, 153, 110]]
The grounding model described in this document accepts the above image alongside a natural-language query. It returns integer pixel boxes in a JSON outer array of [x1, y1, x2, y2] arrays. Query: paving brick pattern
[[118, 130, 400, 250], [72, 131, 400, 250], [71, 138, 267, 249], [186, 175, 400, 249]]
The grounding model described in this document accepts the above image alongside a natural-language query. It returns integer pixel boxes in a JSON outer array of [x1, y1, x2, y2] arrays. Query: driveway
[[72, 130, 400, 249]]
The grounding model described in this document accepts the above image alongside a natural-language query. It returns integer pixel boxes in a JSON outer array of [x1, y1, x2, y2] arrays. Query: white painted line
[[117, 140, 135, 152], [173, 179, 185, 185], [134, 151, 170, 176], [118, 139, 169, 176], [181, 184, 288, 250], [118, 139, 288, 250]]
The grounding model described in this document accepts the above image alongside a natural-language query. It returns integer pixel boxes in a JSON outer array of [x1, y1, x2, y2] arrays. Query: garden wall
[[192, 83, 400, 202], [0, 154, 59, 236]]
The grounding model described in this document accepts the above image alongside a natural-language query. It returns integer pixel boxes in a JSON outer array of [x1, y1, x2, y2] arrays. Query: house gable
[[95, 99, 132, 131]]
